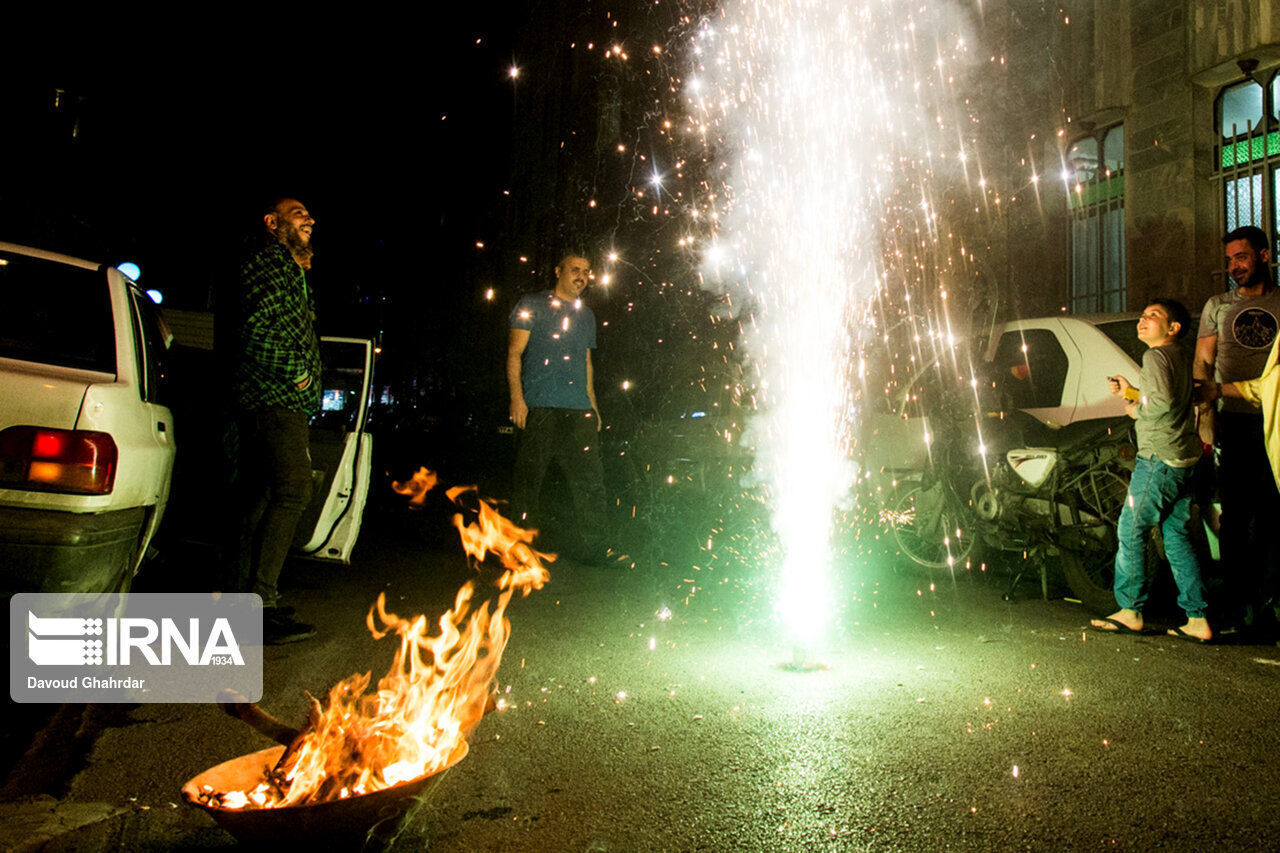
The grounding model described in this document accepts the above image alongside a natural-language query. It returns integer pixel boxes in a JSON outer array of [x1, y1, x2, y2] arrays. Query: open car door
[[292, 337, 374, 562]]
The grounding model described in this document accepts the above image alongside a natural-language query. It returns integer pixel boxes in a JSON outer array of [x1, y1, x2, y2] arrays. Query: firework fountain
[[686, 1, 977, 659]]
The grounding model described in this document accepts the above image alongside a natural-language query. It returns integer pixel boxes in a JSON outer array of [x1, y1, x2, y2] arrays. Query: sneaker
[[263, 609, 316, 645]]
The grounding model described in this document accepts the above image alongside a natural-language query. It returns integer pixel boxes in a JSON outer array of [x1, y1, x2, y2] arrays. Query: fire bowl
[[182, 745, 464, 846]]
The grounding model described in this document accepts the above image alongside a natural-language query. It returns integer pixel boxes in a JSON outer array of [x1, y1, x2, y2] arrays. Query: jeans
[[234, 409, 313, 607], [512, 407, 606, 557], [1114, 456, 1206, 618]]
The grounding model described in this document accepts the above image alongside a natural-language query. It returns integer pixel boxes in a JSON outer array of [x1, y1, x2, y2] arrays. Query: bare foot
[[1169, 616, 1212, 643], [1090, 609, 1144, 633]]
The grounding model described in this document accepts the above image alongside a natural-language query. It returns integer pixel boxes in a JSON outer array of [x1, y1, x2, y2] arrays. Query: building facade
[[995, 1, 1280, 320]]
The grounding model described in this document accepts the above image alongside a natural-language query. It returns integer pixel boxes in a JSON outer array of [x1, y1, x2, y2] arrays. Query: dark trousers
[[233, 409, 313, 607], [513, 407, 606, 557], [1217, 411, 1280, 620]]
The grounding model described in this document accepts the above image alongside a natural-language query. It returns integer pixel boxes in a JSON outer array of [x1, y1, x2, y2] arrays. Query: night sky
[[3, 4, 736, 444], [2, 16, 528, 359]]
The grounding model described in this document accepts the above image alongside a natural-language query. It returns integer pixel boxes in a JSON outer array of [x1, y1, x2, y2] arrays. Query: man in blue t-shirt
[[507, 251, 607, 563]]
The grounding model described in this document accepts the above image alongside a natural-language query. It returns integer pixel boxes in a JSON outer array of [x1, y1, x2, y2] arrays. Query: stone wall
[[1125, 1, 1197, 309], [990, 1, 1280, 318]]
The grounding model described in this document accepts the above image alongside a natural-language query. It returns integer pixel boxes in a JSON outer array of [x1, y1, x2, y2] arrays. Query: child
[[1090, 299, 1212, 643]]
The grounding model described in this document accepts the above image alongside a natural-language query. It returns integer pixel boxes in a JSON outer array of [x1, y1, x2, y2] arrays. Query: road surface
[[4, 508, 1280, 851]]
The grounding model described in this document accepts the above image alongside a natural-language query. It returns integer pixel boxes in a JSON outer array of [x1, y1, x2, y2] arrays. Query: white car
[[982, 313, 1147, 427], [0, 242, 175, 594], [865, 313, 1145, 474]]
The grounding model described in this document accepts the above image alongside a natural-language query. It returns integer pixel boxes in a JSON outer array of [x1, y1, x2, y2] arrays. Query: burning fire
[[205, 469, 552, 810], [447, 485, 549, 596], [390, 467, 438, 507]]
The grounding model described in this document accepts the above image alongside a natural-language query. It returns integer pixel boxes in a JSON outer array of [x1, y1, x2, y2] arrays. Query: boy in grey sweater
[[1090, 299, 1212, 643]]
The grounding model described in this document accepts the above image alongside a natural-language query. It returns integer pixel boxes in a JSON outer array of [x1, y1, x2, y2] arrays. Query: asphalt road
[[5, 506, 1280, 851]]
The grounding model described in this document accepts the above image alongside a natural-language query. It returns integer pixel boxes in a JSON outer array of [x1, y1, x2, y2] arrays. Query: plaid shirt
[[233, 240, 323, 413]]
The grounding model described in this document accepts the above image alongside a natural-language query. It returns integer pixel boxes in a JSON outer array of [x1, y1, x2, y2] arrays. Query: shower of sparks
[[686, 1, 976, 649], [460, 0, 1033, 635], [879, 507, 916, 527]]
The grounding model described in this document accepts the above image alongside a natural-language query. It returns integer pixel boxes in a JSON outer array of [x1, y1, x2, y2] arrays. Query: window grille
[[1067, 125, 1126, 313], [1213, 76, 1280, 291]]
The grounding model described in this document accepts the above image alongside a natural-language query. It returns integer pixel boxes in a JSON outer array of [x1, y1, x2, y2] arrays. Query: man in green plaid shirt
[[232, 197, 322, 644]]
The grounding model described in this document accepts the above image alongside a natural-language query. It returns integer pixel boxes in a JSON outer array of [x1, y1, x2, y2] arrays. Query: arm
[[1231, 370, 1272, 406], [585, 348, 601, 432], [1204, 338, 1280, 406], [507, 328, 531, 428], [1193, 333, 1217, 385], [1107, 374, 1136, 399], [1235, 337, 1280, 406], [1192, 333, 1220, 427], [1133, 349, 1175, 422], [240, 252, 313, 392], [1108, 373, 1141, 419], [1195, 378, 1248, 402]]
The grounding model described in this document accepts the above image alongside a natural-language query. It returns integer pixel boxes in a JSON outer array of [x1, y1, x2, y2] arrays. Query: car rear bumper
[[0, 505, 145, 594]]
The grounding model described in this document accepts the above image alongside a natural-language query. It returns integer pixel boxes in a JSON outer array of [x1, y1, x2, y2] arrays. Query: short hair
[[555, 249, 591, 269], [1148, 297, 1192, 339], [261, 196, 304, 222], [1223, 225, 1269, 253]]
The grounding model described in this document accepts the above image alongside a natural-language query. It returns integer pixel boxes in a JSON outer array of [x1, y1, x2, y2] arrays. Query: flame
[[447, 485, 552, 596], [390, 467, 438, 507], [211, 478, 552, 810]]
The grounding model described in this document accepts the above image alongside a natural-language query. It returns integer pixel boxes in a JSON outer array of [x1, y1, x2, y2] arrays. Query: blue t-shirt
[[509, 290, 597, 410]]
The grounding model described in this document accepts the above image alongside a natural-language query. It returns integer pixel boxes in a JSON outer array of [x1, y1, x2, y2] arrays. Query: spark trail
[[688, 1, 975, 654]]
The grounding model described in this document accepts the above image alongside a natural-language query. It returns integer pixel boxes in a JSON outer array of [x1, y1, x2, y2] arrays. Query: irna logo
[[27, 612, 244, 667]]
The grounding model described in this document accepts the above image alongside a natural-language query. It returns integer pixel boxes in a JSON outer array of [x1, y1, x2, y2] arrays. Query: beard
[[1233, 266, 1264, 288], [275, 220, 313, 263]]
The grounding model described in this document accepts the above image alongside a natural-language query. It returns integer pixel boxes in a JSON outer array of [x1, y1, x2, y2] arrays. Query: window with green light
[[1215, 73, 1280, 257]]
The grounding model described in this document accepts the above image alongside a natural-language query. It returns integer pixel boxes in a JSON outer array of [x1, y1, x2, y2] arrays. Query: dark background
[[1, 23, 526, 393], [1, 4, 739, 477]]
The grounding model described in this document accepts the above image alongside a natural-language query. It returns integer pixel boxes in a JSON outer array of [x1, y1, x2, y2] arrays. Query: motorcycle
[[885, 405, 1137, 613]]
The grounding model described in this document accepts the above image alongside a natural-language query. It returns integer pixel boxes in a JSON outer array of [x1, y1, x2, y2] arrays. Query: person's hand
[[592, 407, 603, 432], [1124, 399, 1138, 419], [1107, 375, 1131, 397], [1193, 380, 1221, 405], [510, 398, 528, 430]]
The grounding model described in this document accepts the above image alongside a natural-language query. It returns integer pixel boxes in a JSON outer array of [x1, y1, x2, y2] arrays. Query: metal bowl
[[181, 745, 465, 845]]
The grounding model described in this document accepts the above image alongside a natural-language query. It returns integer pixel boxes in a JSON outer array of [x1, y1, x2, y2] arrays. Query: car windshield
[[0, 252, 115, 373]]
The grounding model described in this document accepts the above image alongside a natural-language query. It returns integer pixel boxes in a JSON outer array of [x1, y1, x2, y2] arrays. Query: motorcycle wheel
[[1060, 461, 1133, 614], [1058, 549, 1118, 614], [891, 483, 976, 570]]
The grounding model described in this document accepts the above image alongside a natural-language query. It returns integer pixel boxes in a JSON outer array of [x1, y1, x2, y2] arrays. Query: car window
[[310, 339, 371, 434], [990, 329, 1069, 409], [130, 288, 171, 404], [0, 252, 115, 373], [1095, 320, 1147, 365]]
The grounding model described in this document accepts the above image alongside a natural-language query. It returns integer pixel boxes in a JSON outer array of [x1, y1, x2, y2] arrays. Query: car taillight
[[0, 426, 117, 495]]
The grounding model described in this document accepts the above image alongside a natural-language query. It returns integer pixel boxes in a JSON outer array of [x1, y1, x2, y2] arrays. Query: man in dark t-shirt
[[506, 252, 607, 564], [1195, 225, 1280, 634]]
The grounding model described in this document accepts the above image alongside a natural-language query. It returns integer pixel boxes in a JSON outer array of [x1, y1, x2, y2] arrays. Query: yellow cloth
[[1232, 337, 1280, 492]]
